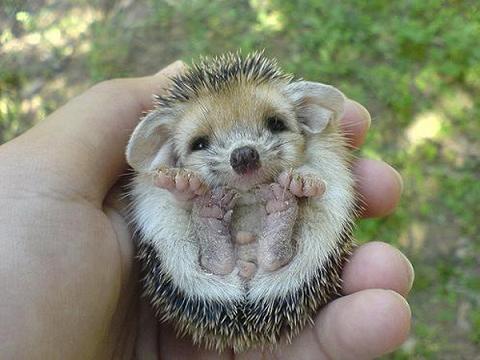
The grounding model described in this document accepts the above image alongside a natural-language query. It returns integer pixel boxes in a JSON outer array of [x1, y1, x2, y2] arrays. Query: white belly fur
[[131, 137, 355, 304]]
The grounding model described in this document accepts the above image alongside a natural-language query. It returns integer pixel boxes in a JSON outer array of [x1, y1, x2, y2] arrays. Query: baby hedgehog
[[126, 52, 356, 352]]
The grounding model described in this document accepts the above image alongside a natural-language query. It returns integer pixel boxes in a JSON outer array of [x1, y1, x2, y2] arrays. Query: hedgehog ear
[[286, 81, 346, 134], [126, 109, 177, 172]]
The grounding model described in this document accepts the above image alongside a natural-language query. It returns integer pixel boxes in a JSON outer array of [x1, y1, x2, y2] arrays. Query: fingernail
[[400, 251, 415, 293], [387, 289, 412, 315], [391, 166, 404, 194], [154, 60, 186, 77], [351, 100, 371, 129]]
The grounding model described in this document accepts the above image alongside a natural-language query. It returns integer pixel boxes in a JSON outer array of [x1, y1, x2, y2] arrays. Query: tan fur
[[175, 84, 304, 174]]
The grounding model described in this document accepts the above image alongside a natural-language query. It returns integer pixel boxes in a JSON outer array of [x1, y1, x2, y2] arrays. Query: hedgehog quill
[[126, 52, 357, 352]]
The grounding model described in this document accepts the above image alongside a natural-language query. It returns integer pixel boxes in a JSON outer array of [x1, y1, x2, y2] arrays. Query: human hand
[[0, 61, 411, 359]]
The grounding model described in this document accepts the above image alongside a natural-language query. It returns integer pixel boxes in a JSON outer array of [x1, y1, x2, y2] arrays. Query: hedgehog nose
[[230, 146, 260, 174]]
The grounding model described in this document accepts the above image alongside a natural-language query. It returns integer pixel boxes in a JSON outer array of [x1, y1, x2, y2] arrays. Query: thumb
[[0, 61, 185, 204]]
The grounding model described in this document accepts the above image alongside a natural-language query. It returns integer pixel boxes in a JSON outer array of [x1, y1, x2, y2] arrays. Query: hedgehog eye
[[266, 116, 288, 133], [190, 136, 210, 151]]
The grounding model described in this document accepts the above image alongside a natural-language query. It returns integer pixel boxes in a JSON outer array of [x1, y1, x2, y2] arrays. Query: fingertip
[[350, 100, 372, 130], [153, 60, 186, 77], [341, 99, 371, 148], [353, 159, 403, 218], [342, 241, 415, 297], [316, 289, 411, 360]]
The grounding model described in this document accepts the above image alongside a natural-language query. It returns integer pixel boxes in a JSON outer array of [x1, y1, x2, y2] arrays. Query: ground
[[1, 0, 479, 358]]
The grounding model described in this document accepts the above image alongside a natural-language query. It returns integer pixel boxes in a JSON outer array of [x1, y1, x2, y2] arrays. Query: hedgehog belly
[[137, 219, 353, 352]]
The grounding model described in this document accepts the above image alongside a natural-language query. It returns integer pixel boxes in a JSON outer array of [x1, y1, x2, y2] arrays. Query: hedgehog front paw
[[256, 183, 299, 272], [154, 167, 208, 201], [192, 187, 238, 275], [277, 170, 326, 198]]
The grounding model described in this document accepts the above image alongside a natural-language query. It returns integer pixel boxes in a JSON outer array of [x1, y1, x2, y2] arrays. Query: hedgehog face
[[173, 84, 306, 190], [126, 53, 346, 186]]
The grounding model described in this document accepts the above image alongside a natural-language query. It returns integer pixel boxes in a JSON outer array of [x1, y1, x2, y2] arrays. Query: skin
[[0, 61, 412, 359]]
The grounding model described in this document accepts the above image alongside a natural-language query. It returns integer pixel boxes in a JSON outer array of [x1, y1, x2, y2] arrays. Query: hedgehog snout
[[230, 146, 260, 175]]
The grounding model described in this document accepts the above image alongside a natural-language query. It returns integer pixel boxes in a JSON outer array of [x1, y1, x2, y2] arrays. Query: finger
[[353, 158, 403, 218], [342, 242, 414, 297], [2, 61, 185, 204], [314, 289, 411, 359], [340, 99, 371, 148]]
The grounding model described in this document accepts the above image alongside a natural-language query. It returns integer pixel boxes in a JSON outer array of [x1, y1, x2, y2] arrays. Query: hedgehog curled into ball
[[126, 52, 357, 352]]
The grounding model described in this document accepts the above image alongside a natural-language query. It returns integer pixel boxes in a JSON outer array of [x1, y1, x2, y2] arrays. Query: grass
[[1, 0, 479, 358]]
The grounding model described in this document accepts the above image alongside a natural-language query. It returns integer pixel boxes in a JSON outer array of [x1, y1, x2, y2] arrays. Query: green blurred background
[[1, 0, 479, 358]]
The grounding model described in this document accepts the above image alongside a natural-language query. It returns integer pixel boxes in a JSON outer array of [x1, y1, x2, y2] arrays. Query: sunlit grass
[[0, 4, 102, 142], [407, 111, 444, 145], [250, 0, 284, 32]]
